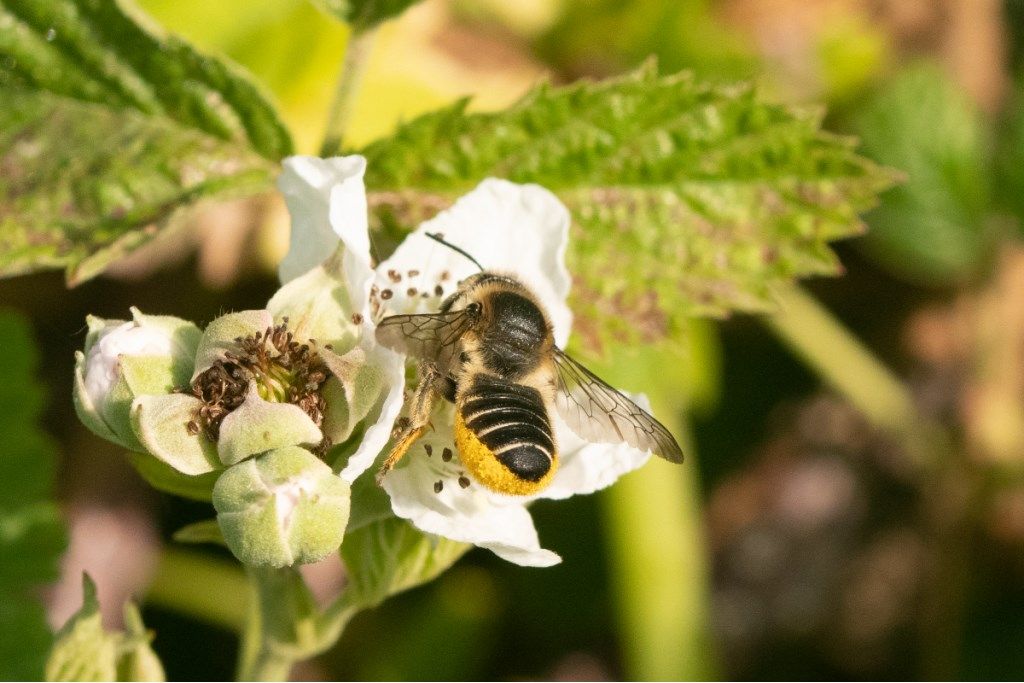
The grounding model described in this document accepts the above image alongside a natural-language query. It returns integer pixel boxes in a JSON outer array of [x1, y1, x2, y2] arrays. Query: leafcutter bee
[[374, 234, 684, 495]]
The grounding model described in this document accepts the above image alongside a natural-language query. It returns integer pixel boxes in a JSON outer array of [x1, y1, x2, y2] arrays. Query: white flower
[[278, 154, 655, 566], [73, 308, 201, 452], [83, 321, 175, 408]]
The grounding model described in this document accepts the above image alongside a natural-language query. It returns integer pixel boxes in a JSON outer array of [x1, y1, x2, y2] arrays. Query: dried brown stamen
[[189, 321, 329, 443]]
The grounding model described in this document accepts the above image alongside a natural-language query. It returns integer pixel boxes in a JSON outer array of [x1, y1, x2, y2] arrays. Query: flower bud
[[73, 309, 200, 450], [213, 446, 350, 567]]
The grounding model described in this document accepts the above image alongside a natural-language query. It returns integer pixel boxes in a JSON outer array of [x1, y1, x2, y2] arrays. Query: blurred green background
[[6, 0, 1024, 679]]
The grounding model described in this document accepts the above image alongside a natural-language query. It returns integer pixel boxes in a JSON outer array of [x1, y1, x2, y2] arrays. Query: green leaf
[[358, 65, 897, 341], [0, 309, 67, 681], [855, 64, 992, 283], [340, 515, 469, 609], [311, 0, 424, 29], [46, 575, 165, 682], [171, 519, 225, 546], [0, 0, 293, 283]]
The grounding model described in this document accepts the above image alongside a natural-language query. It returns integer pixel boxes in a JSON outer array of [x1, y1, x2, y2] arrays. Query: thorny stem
[[320, 25, 379, 156]]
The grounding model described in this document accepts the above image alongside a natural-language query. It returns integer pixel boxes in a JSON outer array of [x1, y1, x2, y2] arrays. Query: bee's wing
[[375, 310, 475, 372], [552, 348, 684, 463]]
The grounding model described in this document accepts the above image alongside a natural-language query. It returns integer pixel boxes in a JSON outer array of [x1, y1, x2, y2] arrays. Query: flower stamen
[[189, 320, 329, 441]]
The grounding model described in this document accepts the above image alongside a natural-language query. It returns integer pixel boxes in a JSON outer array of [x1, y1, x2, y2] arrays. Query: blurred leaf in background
[[854, 63, 993, 283], [140, 0, 545, 154], [0, 0, 292, 284], [994, 80, 1024, 230], [0, 310, 68, 680], [533, 0, 752, 79], [312, 0, 427, 29]]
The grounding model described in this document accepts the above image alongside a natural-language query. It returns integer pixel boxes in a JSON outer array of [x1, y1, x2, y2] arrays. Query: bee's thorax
[[476, 289, 551, 379]]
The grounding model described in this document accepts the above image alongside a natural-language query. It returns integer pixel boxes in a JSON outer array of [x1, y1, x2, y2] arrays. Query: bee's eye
[[466, 302, 482, 316]]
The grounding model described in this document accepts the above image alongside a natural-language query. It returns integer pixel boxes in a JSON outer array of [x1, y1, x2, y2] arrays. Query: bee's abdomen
[[461, 375, 554, 482]]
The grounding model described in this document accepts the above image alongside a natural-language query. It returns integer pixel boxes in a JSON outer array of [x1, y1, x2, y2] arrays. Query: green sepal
[[116, 604, 165, 682], [191, 310, 274, 381], [214, 447, 350, 567], [216, 384, 323, 466], [319, 346, 383, 445], [340, 516, 469, 609], [45, 576, 117, 682], [130, 394, 219, 475], [127, 309, 202, 381], [45, 575, 165, 682], [128, 453, 218, 502], [104, 355, 180, 452]]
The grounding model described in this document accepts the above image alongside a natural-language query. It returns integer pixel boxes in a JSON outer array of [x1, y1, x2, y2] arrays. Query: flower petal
[[266, 255, 362, 352], [539, 420, 653, 502], [216, 383, 323, 466], [278, 155, 369, 290], [375, 179, 573, 346], [336, 344, 406, 483], [380, 404, 561, 567], [83, 319, 178, 409], [130, 394, 220, 475], [73, 350, 121, 444]]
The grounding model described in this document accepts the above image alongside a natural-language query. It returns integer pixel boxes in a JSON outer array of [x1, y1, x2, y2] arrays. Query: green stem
[[594, 343, 716, 680], [766, 284, 970, 675], [313, 591, 360, 651], [765, 283, 933, 459], [603, 454, 715, 679], [238, 566, 318, 681], [320, 25, 379, 156]]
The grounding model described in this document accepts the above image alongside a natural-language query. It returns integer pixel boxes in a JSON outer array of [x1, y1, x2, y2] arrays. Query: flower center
[[190, 319, 328, 440]]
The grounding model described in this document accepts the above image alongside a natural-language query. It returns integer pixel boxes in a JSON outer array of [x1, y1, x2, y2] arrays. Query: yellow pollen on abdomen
[[454, 410, 556, 496]]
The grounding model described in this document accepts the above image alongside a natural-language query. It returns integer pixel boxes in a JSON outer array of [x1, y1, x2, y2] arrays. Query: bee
[[374, 234, 684, 495]]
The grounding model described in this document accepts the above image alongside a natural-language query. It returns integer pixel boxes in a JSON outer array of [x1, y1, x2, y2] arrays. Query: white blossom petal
[[381, 404, 561, 567], [338, 344, 406, 483], [84, 321, 175, 408], [536, 415, 653, 502], [374, 179, 573, 346], [278, 156, 371, 313]]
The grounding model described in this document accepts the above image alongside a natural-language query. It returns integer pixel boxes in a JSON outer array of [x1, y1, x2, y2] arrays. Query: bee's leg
[[376, 364, 440, 484]]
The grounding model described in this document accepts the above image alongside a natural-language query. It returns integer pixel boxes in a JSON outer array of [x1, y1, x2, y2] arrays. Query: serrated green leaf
[[311, 0, 424, 29], [358, 66, 897, 341], [855, 64, 992, 283], [0, 309, 67, 681], [340, 516, 469, 609], [0, 0, 292, 283]]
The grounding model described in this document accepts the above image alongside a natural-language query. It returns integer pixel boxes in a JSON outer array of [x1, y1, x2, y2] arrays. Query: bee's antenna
[[424, 232, 485, 272]]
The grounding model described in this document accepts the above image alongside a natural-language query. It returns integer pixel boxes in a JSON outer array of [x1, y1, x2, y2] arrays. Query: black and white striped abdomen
[[460, 374, 555, 482]]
